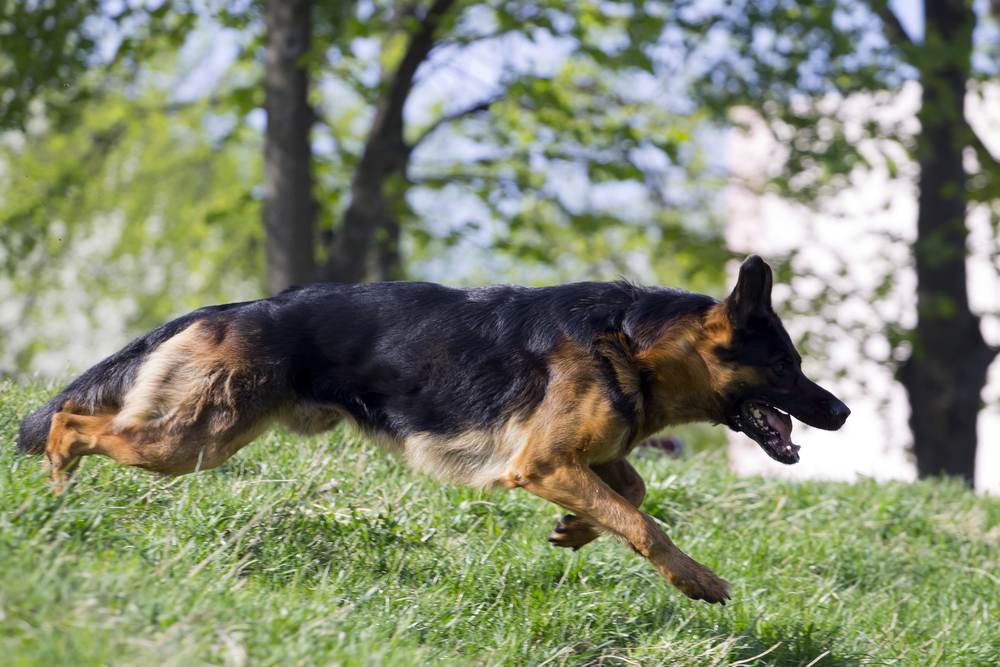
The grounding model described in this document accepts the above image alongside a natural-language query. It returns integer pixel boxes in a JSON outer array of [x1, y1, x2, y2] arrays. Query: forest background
[[2, 0, 1000, 488]]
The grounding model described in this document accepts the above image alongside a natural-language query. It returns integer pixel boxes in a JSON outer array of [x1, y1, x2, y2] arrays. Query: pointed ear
[[725, 255, 773, 324]]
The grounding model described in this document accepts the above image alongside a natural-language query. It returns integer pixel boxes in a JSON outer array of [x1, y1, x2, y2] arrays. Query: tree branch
[[970, 126, 1000, 170], [410, 96, 502, 148], [378, 0, 457, 141], [320, 0, 458, 283], [869, 0, 914, 48]]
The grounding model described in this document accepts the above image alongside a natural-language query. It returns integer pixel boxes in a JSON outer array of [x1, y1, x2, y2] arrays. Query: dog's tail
[[15, 305, 241, 455]]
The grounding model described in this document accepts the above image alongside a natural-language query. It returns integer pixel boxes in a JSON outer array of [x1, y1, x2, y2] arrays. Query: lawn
[[2, 380, 999, 666]]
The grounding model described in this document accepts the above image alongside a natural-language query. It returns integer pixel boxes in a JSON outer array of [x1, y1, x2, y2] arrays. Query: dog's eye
[[774, 363, 786, 374]]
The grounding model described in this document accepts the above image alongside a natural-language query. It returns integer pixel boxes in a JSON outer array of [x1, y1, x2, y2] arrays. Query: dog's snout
[[828, 399, 850, 425]]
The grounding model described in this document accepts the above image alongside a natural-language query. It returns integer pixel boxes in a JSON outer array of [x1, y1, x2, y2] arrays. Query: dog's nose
[[828, 400, 850, 424]]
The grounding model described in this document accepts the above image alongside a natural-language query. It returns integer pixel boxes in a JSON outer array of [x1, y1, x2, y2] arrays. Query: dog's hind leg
[[507, 459, 729, 604], [45, 410, 158, 492], [547, 458, 646, 550], [45, 406, 271, 492]]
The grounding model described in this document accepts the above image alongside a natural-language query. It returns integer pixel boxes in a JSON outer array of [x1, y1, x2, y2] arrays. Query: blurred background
[[2, 0, 999, 490]]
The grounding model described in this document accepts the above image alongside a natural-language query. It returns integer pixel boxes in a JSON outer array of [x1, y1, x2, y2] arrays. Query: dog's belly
[[399, 423, 637, 488], [400, 425, 527, 489], [278, 403, 348, 435]]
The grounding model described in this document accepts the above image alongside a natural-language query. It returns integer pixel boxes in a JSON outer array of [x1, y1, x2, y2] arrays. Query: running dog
[[17, 255, 849, 604]]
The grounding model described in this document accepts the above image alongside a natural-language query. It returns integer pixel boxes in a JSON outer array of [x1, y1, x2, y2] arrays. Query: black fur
[[259, 281, 708, 436]]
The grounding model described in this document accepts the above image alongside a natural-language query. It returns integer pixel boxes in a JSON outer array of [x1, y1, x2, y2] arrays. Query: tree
[[0, 0, 194, 133], [319, 0, 457, 286], [0, 0, 209, 284], [0, 10, 263, 376], [893, 0, 999, 482], [669, 0, 1000, 483], [263, 0, 318, 294], [0, 0, 107, 133], [258, 0, 733, 293]]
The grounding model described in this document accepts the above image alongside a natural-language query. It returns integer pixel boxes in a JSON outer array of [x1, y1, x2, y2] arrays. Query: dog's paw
[[666, 561, 731, 605], [546, 514, 599, 550]]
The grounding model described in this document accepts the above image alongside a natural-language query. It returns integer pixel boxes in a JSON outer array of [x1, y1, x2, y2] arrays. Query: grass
[[2, 380, 999, 666]]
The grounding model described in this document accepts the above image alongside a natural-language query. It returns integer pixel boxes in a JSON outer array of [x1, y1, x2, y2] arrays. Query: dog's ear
[[725, 255, 773, 324]]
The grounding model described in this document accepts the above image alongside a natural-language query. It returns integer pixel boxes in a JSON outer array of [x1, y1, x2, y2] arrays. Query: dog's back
[[16, 281, 648, 454], [265, 281, 642, 434]]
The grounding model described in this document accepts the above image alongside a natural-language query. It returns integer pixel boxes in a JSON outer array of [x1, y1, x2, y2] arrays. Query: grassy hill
[[2, 380, 999, 666]]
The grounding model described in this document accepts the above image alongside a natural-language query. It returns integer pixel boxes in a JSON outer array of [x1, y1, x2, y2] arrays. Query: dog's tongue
[[758, 404, 793, 446]]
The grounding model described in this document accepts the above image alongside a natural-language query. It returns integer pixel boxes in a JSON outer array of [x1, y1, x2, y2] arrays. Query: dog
[[16, 255, 849, 604]]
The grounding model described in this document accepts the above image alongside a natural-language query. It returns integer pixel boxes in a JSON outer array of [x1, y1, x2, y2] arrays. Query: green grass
[[2, 380, 999, 666]]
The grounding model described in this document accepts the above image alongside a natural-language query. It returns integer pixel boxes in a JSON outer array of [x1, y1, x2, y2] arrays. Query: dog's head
[[706, 255, 850, 464]]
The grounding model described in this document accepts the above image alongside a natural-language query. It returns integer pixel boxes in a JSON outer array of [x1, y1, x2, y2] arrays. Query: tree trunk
[[319, 0, 455, 284], [372, 216, 405, 282], [900, 0, 997, 484], [263, 0, 317, 295]]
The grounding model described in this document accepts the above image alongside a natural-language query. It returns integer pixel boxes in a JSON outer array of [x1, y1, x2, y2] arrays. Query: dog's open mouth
[[734, 401, 800, 465]]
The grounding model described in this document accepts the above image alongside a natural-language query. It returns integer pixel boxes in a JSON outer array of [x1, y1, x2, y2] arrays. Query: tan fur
[[497, 334, 731, 603], [518, 339, 636, 464], [502, 457, 727, 601], [392, 338, 645, 489], [401, 422, 526, 488], [631, 306, 733, 432], [547, 458, 647, 549], [277, 402, 348, 436], [47, 321, 285, 486]]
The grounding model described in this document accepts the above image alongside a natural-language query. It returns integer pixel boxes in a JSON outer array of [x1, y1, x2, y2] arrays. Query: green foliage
[[408, 55, 733, 289], [1, 0, 738, 374], [308, 0, 734, 288], [0, 0, 198, 133], [3, 381, 1000, 666], [0, 87, 264, 375], [13, 0, 997, 385], [0, 0, 106, 132], [665, 0, 916, 205]]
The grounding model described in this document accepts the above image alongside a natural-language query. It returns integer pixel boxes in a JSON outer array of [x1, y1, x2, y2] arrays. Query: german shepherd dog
[[17, 255, 849, 604]]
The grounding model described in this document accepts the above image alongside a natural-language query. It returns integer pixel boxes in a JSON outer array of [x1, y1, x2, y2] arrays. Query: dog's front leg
[[547, 458, 646, 550], [506, 459, 730, 604]]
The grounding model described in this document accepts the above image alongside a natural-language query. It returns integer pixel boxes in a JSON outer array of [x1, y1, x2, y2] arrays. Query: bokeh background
[[3, 0, 1000, 490]]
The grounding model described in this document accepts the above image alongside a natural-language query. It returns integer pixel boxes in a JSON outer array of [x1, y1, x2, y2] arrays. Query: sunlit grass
[[2, 380, 998, 666]]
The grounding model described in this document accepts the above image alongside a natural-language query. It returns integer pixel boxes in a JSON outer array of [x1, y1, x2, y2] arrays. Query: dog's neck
[[628, 303, 732, 434]]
